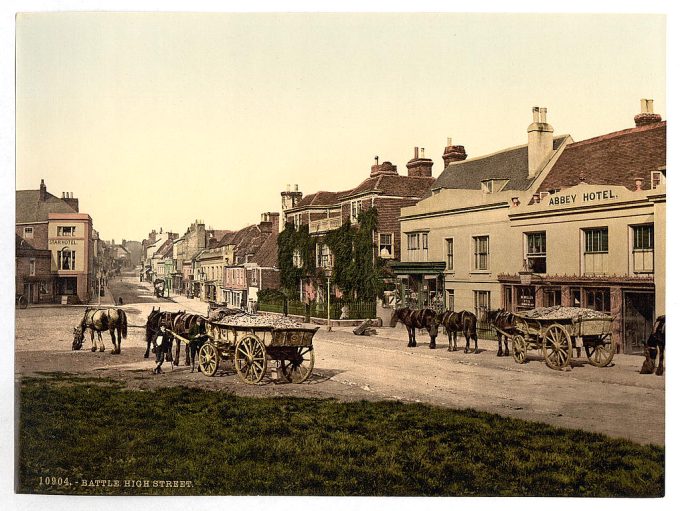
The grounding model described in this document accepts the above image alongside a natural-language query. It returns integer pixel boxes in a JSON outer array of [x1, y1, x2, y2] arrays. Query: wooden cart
[[503, 309, 615, 370], [196, 320, 319, 384]]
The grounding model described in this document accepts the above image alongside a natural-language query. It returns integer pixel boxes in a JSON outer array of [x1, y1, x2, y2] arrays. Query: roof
[[252, 230, 278, 267], [16, 234, 50, 256], [154, 238, 175, 259], [432, 136, 570, 191], [537, 122, 666, 193], [296, 191, 346, 208], [16, 190, 78, 223]]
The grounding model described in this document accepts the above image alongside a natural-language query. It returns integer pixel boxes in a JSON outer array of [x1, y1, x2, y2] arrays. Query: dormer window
[[481, 179, 509, 194]]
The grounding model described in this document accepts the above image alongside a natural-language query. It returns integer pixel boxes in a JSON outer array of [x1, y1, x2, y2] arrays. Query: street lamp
[[324, 267, 332, 332]]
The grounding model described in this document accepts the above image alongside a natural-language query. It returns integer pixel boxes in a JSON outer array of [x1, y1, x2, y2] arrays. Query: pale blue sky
[[16, 12, 666, 241]]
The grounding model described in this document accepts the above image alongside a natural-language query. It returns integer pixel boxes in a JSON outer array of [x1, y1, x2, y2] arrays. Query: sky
[[14, 11, 666, 243]]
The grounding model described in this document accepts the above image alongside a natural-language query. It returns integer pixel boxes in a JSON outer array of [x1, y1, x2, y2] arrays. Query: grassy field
[[17, 375, 664, 497]]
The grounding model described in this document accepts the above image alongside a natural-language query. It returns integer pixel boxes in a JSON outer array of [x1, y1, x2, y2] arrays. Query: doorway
[[623, 291, 655, 355]]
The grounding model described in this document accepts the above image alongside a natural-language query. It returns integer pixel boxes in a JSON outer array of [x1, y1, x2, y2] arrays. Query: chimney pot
[[420, 147, 425, 158], [532, 106, 540, 122], [634, 98, 662, 127], [413, 146, 419, 159], [447, 137, 452, 146]]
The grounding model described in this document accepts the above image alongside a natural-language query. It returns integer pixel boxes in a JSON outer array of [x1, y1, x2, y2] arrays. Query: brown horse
[[144, 308, 183, 361], [436, 310, 479, 353], [73, 307, 127, 354], [641, 315, 665, 376], [485, 309, 516, 357], [390, 307, 439, 348], [171, 312, 208, 371]]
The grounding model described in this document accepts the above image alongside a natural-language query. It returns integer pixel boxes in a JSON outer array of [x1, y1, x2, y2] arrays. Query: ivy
[[277, 222, 314, 296]]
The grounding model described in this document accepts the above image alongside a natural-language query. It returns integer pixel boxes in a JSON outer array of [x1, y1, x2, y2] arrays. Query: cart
[[501, 307, 615, 370], [196, 319, 319, 384]]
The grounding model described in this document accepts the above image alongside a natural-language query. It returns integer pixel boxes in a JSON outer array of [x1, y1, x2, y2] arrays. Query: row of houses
[[141, 213, 280, 310], [279, 100, 666, 355], [15, 180, 121, 304]]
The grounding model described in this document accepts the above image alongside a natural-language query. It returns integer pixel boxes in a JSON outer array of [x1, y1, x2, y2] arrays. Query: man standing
[[153, 325, 172, 374]]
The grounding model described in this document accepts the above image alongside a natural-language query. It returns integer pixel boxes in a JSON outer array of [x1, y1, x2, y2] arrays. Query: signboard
[[517, 286, 535, 309], [547, 189, 617, 207]]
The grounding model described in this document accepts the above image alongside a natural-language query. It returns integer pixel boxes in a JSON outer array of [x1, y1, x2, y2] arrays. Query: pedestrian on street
[[153, 325, 172, 374]]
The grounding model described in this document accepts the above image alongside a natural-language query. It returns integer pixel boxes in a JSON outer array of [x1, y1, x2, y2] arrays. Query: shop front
[[388, 261, 446, 310]]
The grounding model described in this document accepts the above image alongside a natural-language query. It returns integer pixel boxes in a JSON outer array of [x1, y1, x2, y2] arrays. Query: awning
[[388, 261, 446, 275]]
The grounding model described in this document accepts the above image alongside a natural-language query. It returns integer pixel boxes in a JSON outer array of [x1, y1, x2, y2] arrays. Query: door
[[623, 291, 655, 355]]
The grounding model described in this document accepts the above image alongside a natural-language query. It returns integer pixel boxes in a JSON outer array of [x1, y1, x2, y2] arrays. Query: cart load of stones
[[499, 306, 615, 370]]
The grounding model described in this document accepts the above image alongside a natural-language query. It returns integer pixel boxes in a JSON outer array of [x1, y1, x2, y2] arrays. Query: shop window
[[583, 228, 608, 275], [474, 290, 490, 320], [525, 231, 546, 273], [571, 288, 581, 307], [631, 224, 654, 273], [584, 288, 611, 313], [473, 235, 489, 271], [57, 226, 76, 237], [23, 227, 34, 239], [544, 288, 561, 307], [379, 233, 393, 259], [445, 238, 454, 270]]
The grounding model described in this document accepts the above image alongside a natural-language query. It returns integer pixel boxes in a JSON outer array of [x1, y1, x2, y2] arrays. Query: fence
[[258, 299, 377, 320]]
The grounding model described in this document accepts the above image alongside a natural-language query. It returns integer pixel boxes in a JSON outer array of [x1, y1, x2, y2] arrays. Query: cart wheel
[[234, 335, 267, 384], [542, 324, 572, 370], [281, 347, 315, 383], [198, 343, 219, 377], [511, 335, 527, 364], [585, 333, 615, 367]]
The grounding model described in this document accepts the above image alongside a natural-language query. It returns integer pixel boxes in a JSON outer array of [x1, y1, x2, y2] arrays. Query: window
[[251, 270, 258, 286], [583, 228, 608, 275], [350, 200, 361, 223], [544, 288, 561, 307], [632, 224, 654, 273], [292, 249, 303, 269], [446, 290, 455, 311], [57, 248, 76, 270], [571, 288, 581, 307], [29, 259, 36, 276], [473, 236, 489, 271], [293, 214, 302, 230], [379, 233, 393, 259], [525, 231, 546, 273], [584, 288, 611, 313], [57, 226, 76, 237], [407, 233, 420, 251], [317, 244, 332, 269], [23, 227, 34, 239], [503, 286, 513, 310], [445, 238, 454, 270], [422, 233, 428, 251], [651, 170, 665, 189], [474, 290, 490, 320]]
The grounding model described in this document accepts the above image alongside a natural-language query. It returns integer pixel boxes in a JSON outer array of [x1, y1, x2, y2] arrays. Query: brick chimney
[[63, 191, 79, 212], [370, 160, 399, 178], [406, 147, 434, 177], [527, 106, 554, 178], [39, 179, 47, 201], [280, 184, 303, 232], [442, 137, 467, 166], [634, 99, 662, 127]]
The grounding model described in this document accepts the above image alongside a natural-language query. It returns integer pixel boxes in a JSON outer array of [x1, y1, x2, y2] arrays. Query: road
[[14, 272, 665, 446]]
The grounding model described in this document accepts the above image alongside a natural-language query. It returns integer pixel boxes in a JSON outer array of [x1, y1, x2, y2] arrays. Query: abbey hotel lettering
[[548, 189, 617, 206]]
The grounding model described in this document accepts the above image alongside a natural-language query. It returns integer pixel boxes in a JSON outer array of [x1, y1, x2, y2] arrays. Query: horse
[[485, 309, 517, 357], [73, 307, 127, 354], [144, 308, 183, 361], [390, 307, 439, 348], [641, 315, 665, 376], [436, 310, 479, 353], [171, 312, 208, 370]]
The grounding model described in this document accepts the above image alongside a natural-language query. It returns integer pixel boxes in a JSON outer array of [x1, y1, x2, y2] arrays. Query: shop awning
[[388, 261, 446, 276]]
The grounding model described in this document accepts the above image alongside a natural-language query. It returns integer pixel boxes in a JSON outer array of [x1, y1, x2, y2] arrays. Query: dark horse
[[144, 308, 183, 361], [390, 308, 438, 348], [73, 307, 127, 354], [485, 309, 517, 357], [641, 315, 665, 376], [436, 310, 479, 353], [171, 312, 208, 371]]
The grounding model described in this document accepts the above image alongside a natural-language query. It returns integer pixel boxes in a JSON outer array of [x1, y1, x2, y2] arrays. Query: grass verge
[[17, 375, 664, 496]]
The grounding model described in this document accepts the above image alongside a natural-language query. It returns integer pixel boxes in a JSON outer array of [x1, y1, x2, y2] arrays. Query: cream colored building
[[397, 102, 666, 354]]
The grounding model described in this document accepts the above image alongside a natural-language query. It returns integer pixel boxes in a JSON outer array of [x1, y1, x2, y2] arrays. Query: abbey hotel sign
[[547, 189, 618, 207]]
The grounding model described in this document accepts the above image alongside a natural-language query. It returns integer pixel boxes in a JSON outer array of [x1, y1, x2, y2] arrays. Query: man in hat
[[153, 325, 173, 374]]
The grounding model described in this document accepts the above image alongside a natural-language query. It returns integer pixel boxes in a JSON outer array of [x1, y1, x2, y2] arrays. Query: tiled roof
[[340, 174, 435, 199], [155, 239, 174, 259], [296, 191, 346, 208], [537, 122, 666, 193], [16, 190, 78, 223], [432, 136, 570, 191], [252, 230, 278, 268]]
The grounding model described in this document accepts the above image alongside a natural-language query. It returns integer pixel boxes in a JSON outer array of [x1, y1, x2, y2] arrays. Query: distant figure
[[340, 305, 350, 320], [118, 297, 124, 306]]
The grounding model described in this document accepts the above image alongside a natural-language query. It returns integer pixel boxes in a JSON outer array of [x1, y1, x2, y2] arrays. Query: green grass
[[17, 375, 664, 496]]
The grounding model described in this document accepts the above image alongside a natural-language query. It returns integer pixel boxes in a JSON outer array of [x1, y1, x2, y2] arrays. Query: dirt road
[[15, 275, 665, 446]]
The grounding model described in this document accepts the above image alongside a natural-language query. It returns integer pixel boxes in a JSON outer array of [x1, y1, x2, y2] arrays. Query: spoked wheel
[[234, 335, 267, 384], [511, 334, 528, 364], [542, 324, 572, 370], [280, 347, 315, 383], [198, 343, 219, 377], [585, 333, 615, 367]]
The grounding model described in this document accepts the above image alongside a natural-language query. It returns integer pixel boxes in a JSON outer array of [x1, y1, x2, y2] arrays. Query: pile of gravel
[[212, 312, 304, 329], [519, 306, 610, 320]]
